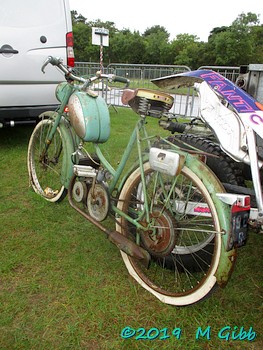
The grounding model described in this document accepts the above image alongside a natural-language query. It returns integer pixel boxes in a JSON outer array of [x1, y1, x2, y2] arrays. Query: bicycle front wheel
[[27, 118, 67, 202], [116, 162, 222, 306]]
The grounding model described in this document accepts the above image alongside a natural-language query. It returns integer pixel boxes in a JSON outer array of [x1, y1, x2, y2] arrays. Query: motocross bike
[[153, 70, 263, 234], [27, 57, 250, 306]]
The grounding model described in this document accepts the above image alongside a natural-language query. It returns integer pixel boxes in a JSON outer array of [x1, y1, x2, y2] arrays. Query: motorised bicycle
[[153, 70, 263, 233], [27, 57, 250, 306]]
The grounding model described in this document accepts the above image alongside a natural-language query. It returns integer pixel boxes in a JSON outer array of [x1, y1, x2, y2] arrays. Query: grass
[[0, 108, 262, 350]]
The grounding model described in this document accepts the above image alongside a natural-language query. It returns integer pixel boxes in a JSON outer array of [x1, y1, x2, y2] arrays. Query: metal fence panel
[[74, 62, 240, 118], [74, 62, 101, 77], [198, 65, 240, 82]]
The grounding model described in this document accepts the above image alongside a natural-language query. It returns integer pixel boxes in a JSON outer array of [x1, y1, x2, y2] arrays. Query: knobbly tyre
[[152, 70, 263, 235], [27, 56, 250, 306]]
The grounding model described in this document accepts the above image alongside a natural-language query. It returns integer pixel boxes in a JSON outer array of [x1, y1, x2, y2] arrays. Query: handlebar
[[96, 72, 130, 88], [41, 56, 62, 73], [41, 56, 130, 88]]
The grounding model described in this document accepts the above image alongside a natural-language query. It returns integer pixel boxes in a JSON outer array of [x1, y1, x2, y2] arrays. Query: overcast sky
[[69, 0, 262, 42]]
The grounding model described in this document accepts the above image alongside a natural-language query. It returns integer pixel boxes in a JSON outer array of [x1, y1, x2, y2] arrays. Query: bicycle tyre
[[116, 162, 222, 306], [27, 118, 67, 202]]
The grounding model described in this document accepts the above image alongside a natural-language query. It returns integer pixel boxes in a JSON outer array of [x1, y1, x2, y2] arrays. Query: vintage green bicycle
[[27, 56, 250, 306]]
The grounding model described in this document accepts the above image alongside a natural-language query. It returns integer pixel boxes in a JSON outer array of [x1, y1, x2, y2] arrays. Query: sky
[[69, 0, 262, 42]]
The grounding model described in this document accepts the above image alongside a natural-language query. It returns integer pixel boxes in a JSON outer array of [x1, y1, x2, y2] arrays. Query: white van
[[0, 0, 74, 127]]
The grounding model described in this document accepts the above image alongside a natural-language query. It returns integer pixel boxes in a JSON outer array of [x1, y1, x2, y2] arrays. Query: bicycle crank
[[68, 175, 150, 268]]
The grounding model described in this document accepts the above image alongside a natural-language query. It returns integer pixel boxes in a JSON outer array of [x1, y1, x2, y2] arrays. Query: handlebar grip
[[112, 75, 130, 87], [49, 56, 63, 66]]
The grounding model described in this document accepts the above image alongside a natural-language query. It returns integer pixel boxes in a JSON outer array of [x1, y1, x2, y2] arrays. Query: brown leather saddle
[[121, 88, 174, 117]]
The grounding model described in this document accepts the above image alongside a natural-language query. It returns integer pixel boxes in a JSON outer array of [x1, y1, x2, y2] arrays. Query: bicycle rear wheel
[[116, 162, 222, 306], [27, 118, 67, 202]]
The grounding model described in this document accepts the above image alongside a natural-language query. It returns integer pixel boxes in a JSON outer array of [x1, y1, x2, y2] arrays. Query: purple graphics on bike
[[181, 70, 259, 113], [187, 70, 263, 139], [153, 69, 263, 139]]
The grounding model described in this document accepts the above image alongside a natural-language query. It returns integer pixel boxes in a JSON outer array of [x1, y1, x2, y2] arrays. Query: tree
[[249, 24, 263, 62], [232, 12, 259, 29], [170, 34, 202, 69], [71, 10, 263, 67], [71, 10, 87, 24], [142, 26, 170, 64], [208, 26, 228, 39], [143, 25, 170, 40], [206, 12, 261, 66], [72, 14, 118, 62], [72, 22, 92, 62], [110, 30, 146, 63]]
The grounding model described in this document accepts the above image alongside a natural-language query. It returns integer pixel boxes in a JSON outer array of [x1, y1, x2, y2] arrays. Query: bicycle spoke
[[117, 163, 222, 305]]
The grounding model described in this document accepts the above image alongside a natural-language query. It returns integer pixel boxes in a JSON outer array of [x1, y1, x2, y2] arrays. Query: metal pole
[[100, 35, 104, 73]]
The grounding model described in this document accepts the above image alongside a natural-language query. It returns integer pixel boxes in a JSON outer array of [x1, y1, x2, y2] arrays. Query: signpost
[[92, 27, 109, 73]]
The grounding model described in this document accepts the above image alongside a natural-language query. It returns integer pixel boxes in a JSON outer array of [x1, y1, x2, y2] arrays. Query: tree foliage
[[71, 11, 263, 68]]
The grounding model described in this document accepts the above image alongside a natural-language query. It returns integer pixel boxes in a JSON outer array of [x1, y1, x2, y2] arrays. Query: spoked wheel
[[27, 118, 67, 202], [116, 162, 222, 306]]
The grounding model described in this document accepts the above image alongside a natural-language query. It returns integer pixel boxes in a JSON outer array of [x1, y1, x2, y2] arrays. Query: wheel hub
[[72, 181, 88, 203], [87, 183, 110, 221], [140, 207, 178, 258]]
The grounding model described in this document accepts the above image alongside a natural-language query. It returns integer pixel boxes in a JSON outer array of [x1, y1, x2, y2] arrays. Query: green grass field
[[0, 108, 262, 349]]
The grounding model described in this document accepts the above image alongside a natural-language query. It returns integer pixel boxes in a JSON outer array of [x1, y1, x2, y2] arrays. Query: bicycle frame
[[47, 76, 246, 259], [68, 105, 244, 288], [70, 112, 184, 233], [95, 118, 153, 224], [28, 57, 254, 305]]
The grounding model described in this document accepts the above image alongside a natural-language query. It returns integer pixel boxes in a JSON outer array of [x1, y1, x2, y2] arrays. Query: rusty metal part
[[72, 180, 88, 203], [215, 249, 237, 288], [139, 207, 178, 258], [68, 175, 150, 268], [87, 183, 109, 221]]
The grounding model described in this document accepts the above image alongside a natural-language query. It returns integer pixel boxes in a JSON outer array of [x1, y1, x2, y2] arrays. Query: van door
[[0, 0, 73, 122]]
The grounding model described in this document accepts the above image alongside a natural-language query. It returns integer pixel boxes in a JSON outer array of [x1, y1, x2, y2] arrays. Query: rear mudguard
[[183, 152, 237, 287], [39, 111, 80, 189]]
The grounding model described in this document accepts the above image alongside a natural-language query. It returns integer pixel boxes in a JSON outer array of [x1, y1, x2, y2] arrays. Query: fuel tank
[[68, 91, 110, 143]]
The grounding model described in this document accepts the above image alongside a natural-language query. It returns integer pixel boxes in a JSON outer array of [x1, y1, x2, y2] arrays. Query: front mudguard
[[38, 111, 80, 190], [184, 153, 237, 288]]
